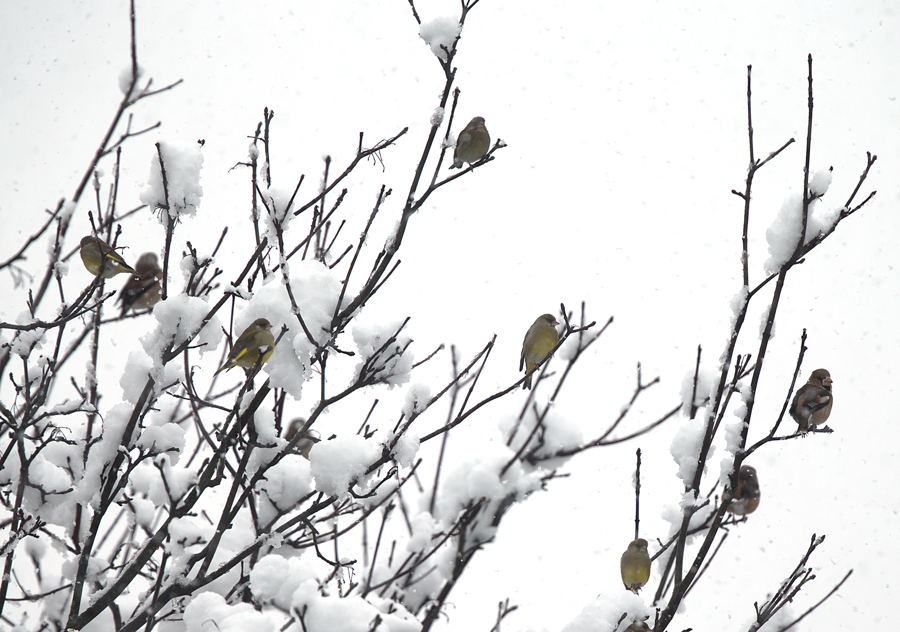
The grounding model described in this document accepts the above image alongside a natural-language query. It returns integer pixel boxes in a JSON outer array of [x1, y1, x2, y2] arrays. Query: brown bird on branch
[[790, 369, 833, 434], [117, 252, 162, 316], [727, 465, 761, 518]]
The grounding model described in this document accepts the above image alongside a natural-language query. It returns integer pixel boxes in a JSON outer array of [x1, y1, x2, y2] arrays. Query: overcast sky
[[2, 1, 899, 631]]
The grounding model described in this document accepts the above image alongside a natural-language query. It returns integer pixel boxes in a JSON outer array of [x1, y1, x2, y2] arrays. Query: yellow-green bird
[[118, 252, 162, 317], [621, 538, 651, 593], [79, 235, 136, 278], [519, 314, 560, 390], [452, 116, 490, 168], [215, 318, 275, 374]]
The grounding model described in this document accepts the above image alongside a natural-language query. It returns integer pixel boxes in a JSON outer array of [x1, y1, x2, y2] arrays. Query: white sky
[[2, 1, 899, 631]]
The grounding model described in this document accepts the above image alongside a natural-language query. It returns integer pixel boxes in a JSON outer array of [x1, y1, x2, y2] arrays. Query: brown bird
[[117, 252, 162, 316], [727, 465, 760, 518], [790, 369, 833, 434], [452, 116, 490, 168], [284, 419, 319, 459], [620, 538, 651, 593], [624, 622, 651, 632], [519, 314, 560, 390]]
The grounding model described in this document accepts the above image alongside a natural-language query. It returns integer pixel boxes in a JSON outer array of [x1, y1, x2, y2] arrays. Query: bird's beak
[[824, 377, 833, 387]]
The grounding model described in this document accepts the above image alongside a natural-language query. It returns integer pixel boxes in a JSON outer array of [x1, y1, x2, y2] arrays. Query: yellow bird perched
[[519, 314, 559, 390], [117, 252, 162, 316], [215, 318, 275, 374], [452, 116, 490, 168], [79, 235, 136, 278], [621, 538, 651, 593], [790, 368, 833, 434]]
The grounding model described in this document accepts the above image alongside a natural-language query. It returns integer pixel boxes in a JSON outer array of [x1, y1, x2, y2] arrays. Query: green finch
[[117, 252, 162, 316], [215, 318, 275, 374], [79, 235, 136, 278], [621, 538, 651, 593], [727, 465, 760, 518], [519, 314, 559, 390], [452, 116, 490, 168], [790, 369, 833, 434]]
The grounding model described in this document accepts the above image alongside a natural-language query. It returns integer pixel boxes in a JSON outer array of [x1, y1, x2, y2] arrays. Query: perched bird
[[284, 419, 320, 459], [790, 369, 833, 434], [117, 252, 162, 316], [624, 622, 651, 632], [727, 465, 761, 518], [621, 538, 651, 593], [215, 318, 275, 374], [79, 235, 136, 278], [519, 314, 560, 390], [452, 116, 490, 168]]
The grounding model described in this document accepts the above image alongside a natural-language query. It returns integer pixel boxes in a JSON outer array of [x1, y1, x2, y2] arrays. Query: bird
[[79, 235, 136, 278], [284, 419, 319, 459], [452, 116, 490, 168], [790, 368, 833, 434], [624, 622, 651, 632], [519, 314, 560, 390], [117, 252, 162, 316], [621, 538, 651, 593], [215, 318, 275, 374], [727, 465, 760, 518]]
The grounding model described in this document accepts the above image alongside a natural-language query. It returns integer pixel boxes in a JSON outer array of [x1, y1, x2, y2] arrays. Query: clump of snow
[[764, 193, 803, 274], [759, 307, 774, 339], [118, 63, 144, 96], [765, 170, 839, 274], [670, 417, 709, 486], [500, 408, 583, 464], [60, 199, 77, 223], [407, 512, 439, 553], [250, 554, 325, 607], [257, 455, 314, 512], [680, 366, 718, 417], [141, 294, 221, 383], [562, 590, 650, 632], [430, 107, 444, 126], [10, 314, 47, 357], [730, 286, 748, 324], [140, 141, 204, 220], [419, 17, 461, 61], [30, 454, 71, 494], [120, 349, 153, 405], [309, 434, 383, 497], [391, 431, 420, 468], [136, 422, 186, 458], [183, 591, 282, 632], [292, 578, 420, 632], [76, 403, 134, 507], [809, 167, 833, 196], [259, 183, 296, 230], [352, 319, 414, 388], [53, 260, 69, 279], [402, 383, 431, 419]]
